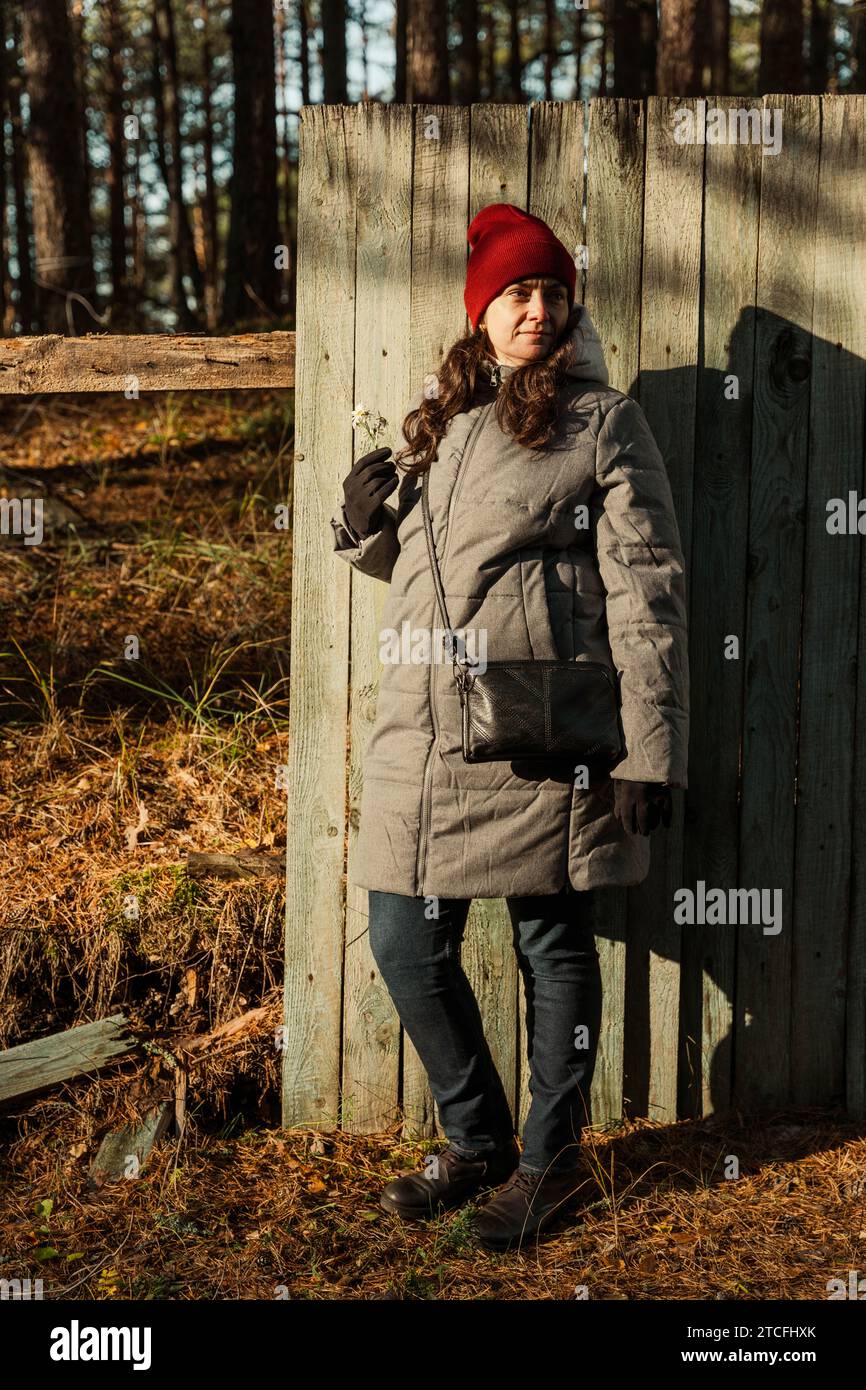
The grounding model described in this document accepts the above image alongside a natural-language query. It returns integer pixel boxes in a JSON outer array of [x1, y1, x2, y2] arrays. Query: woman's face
[[479, 277, 571, 369]]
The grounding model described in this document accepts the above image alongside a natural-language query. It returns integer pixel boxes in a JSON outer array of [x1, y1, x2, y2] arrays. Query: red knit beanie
[[463, 203, 577, 332]]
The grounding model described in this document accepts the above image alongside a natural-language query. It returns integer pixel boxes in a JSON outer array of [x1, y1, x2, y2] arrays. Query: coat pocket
[[519, 544, 616, 672], [518, 546, 572, 661], [571, 550, 617, 670]]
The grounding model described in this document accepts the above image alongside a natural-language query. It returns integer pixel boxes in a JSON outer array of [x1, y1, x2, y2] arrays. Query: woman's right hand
[[613, 779, 672, 836], [342, 447, 399, 540]]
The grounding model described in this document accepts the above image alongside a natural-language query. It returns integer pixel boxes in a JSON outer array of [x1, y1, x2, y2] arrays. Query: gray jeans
[[367, 884, 602, 1175]]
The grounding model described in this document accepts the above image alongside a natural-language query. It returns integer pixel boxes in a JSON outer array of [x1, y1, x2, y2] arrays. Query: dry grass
[[0, 389, 291, 1055], [0, 716, 287, 1052]]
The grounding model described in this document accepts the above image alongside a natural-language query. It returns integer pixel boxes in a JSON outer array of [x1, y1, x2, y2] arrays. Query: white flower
[[352, 403, 388, 446]]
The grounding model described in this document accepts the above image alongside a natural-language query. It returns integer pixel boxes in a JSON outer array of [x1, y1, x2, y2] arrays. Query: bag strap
[[421, 469, 472, 681], [421, 365, 503, 671]]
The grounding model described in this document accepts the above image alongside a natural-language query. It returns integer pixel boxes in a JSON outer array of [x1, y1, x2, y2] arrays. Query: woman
[[330, 203, 689, 1252]]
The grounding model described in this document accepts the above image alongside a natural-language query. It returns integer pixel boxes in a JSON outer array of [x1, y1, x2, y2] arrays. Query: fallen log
[[0, 1014, 138, 1106], [185, 850, 284, 880]]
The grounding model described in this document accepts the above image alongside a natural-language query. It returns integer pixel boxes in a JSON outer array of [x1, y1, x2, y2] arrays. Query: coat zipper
[[414, 399, 495, 895]]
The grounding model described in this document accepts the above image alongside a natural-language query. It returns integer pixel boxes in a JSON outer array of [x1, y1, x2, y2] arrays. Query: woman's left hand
[[613, 780, 672, 836]]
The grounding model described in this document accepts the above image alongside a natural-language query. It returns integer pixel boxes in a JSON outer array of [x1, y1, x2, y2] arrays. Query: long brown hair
[[393, 304, 585, 480]]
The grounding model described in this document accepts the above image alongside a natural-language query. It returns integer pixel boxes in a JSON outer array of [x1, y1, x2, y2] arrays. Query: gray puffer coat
[[330, 305, 689, 899]]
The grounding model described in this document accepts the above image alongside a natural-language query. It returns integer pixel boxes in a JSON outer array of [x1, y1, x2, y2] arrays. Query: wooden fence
[[281, 94, 866, 1139]]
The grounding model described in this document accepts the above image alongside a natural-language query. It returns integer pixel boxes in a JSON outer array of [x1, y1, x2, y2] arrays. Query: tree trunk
[[706, 0, 730, 92], [0, 0, 7, 334], [151, 3, 190, 326], [104, 0, 132, 327], [759, 0, 805, 94], [642, 0, 659, 95], [198, 0, 219, 330], [359, 0, 371, 99], [21, 0, 97, 334], [130, 177, 146, 305], [127, 23, 146, 320], [394, 0, 408, 101], [8, 10, 34, 334], [657, 0, 703, 95], [153, 0, 203, 329], [598, 0, 610, 96], [456, 0, 481, 104], [808, 0, 830, 93], [613, 0, 639, 96], [221, 0, 281, 327], [394, 0, 407, 102], [854, 1, 866, 93], [321, 0, 347, 103], [613, 0, 657, 97], [484, 1, 496, 101], [275, 0, 294, 315], [298, 0, 311, 107], [69, 0, 96, 300], [573, 1, 584, 98], [543, 0, 555, 99], [407, 0, 449, 102]]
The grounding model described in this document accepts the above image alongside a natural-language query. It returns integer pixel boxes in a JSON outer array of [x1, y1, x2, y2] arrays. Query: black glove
[[613, 780, 672, 836], [342, 447, 398, 540]]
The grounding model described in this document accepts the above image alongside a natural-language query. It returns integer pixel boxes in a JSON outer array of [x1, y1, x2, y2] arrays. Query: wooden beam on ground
[[185, 849, 284, 880], [87, 1097, 174, 1188], [0, 331, 295, 394], [176, 1007, 270, 1060], [0, 1014, 138, 1105]]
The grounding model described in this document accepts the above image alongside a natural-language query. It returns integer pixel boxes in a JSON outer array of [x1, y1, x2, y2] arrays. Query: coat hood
[[482, 303, 609, 389]]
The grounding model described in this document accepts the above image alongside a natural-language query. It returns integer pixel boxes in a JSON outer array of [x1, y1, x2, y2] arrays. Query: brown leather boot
[[379, 1139, 520, 1220], [469, 1164, 592, 1251]]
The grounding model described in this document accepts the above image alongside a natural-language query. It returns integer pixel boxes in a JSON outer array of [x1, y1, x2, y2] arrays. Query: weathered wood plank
[[626, 94, 702, 1125], [342, 102, 414, 1133], [736, 93, 821, 1108], [585, 96, 645, 1130], [282, 105, 357, 1130], [792, 94, 865, 1105], [87, 1099, 174, 1188], [586, 98, 644, 395], [0, 332, 294, 394], [0, 1014, 136, 1104], [680, 97, 761, 1119], [400, 102, 471, 1141], [519, 98, 586, 1138]]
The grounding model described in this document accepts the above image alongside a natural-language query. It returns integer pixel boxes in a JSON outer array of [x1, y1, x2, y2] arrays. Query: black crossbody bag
[[420, 468, 625, 767]]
